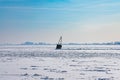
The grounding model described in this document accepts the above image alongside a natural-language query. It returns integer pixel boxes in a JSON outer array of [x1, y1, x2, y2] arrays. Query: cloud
[[85, 2, 120, 9], [0, 6, 85, 11], [0, 6, 117, 12], [0, 0, 120, 12]]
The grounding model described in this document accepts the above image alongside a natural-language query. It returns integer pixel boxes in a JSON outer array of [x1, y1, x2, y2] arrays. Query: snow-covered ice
[[0, 45, 120, 80]]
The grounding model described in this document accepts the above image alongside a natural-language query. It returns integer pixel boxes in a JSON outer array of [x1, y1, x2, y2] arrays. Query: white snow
[[0, 45, 120, 80]]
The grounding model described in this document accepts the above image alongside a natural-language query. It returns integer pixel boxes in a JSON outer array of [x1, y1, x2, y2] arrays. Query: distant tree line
[[21, 41, 120, 45], [21, 42, 50, 45]]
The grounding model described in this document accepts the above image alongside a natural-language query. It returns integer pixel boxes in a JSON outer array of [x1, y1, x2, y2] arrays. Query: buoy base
[[56, 44, 62, 49]]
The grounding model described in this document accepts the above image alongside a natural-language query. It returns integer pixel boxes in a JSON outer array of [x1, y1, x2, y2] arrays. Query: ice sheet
[[0, 45, 120, 80]]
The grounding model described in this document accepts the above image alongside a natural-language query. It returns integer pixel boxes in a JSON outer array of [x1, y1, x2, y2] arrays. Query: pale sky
[[0, 0, 120, 43]]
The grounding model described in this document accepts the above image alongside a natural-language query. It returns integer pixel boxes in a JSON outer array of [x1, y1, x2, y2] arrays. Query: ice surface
[[0, 45, 120, 80]]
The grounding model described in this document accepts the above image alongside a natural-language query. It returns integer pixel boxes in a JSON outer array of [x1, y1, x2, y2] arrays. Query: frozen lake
[[0, 45, 120, 80]]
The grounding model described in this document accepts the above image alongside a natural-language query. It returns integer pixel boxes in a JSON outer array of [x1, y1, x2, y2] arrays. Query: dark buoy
[[56, 36, 62, 49], [56, 44, 62, 49]]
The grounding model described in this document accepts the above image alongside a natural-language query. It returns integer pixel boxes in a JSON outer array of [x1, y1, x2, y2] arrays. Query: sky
[[0, 0, 120, 44]]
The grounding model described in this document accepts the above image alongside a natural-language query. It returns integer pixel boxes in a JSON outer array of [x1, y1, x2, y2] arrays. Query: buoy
[[56, 36, 62, 49]]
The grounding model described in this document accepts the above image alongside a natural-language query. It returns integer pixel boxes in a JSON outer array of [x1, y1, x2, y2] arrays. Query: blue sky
[[0, 0, 120, 43]]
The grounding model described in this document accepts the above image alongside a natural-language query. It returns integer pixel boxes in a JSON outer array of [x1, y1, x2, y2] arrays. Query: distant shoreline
[[0, 42, 120, 46]]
